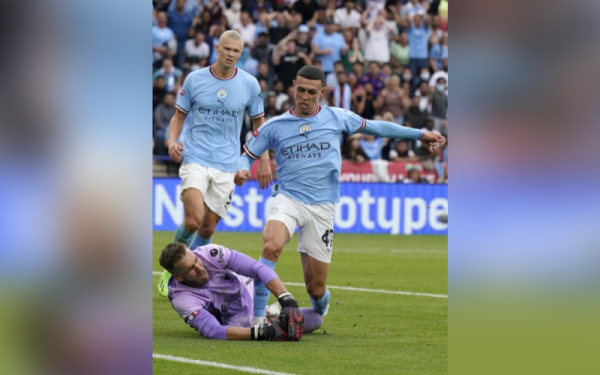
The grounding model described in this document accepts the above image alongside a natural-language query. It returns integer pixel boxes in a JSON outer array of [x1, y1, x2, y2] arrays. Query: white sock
[[252, 316, 265, 326]]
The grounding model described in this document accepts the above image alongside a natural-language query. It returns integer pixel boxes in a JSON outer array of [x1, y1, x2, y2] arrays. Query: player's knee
[[262, 240, 283, 262], [198, 222, 215, 239], [183, 217, 200, 233], [306, 283, 326, 301]]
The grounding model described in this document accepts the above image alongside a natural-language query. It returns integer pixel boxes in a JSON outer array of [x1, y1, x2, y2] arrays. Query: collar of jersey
[[289, 105, 321, 118], [209, 65, 238, 80]]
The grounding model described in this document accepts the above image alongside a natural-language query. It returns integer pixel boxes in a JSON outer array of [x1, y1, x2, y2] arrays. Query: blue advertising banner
[[153, 178, 448, 235]]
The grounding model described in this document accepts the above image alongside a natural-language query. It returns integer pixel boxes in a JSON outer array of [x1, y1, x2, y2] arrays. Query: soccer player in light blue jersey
[[234, 65, 445, 325], [158, 30, 273, 297]]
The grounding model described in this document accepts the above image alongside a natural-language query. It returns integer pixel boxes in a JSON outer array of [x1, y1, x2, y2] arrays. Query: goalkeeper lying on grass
[[159, 242, 323, 341]]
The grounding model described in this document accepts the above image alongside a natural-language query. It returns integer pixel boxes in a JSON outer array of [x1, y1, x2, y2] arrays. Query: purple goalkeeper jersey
[[167, 245, 278, 339]]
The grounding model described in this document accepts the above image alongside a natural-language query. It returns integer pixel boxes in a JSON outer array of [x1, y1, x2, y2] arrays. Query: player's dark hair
[[159, 243, 187, 274], [295, 65, 325, 87]]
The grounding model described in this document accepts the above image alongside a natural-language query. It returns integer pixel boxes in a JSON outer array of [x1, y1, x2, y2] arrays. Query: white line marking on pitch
[[153, 353, 296, 375], [152, 272, 447, 298]]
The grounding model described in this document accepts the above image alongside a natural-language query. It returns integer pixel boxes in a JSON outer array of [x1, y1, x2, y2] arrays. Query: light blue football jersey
[[176, 66, 264, 173], [242, 105, 366, 205]]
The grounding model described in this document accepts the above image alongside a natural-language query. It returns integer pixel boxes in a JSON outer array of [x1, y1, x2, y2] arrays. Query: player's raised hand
[[257, 158, 273, 190], [167, 140, 184, 163], [420, 131, 446, 152], [277, 292, 305, 341], [234, 169, 251, 186]]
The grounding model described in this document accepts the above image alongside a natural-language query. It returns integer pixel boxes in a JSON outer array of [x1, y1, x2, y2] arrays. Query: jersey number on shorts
[[321, 229, 334, 252], [224, 190, 233, 210]]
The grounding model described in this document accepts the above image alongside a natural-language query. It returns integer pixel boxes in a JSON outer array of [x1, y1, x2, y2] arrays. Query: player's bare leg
[[158, 188, 205, 297], [252, 220, 290, 325], [190, 203, 221, 249], [300, 252, 331, 316]]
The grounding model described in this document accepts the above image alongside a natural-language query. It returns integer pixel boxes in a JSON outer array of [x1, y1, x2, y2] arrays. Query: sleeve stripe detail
[[251, 112, 265, 119], [243, 144, 259, 160], [358, 117, 366, 132], [175, 105, 189, 114]]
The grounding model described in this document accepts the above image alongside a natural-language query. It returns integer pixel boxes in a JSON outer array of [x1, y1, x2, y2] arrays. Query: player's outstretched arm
[[360, 120, 446, 151]]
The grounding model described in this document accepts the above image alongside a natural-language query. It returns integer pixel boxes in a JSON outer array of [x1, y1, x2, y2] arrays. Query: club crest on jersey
[[217, 89, 227, 98], [299, 124, 312, 139]]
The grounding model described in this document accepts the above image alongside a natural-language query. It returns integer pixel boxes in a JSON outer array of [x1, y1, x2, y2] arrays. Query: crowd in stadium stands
[[153, 0, 448, 183]]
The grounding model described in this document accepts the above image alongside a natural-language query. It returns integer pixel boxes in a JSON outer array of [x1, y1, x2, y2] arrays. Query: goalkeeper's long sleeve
[[188, 309, 228, 340], [227, 250, 278, 286], [359, 120, 423, 140]]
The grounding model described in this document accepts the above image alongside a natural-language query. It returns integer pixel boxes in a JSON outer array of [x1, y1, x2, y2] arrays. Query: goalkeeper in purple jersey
[[159, 242, 324, 341]]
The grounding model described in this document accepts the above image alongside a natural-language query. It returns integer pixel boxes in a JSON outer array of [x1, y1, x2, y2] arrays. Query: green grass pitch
[[153, 231, 447, 374]]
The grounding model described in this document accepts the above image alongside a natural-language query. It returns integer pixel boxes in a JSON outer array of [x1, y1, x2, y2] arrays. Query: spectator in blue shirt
[[153, 12, 177, 67], [167, 0, 200, 19], [168, 0, 194, 69], [311, 19, 347, 75], [407, 13, 430, 92], [429, 34, 443, 72]]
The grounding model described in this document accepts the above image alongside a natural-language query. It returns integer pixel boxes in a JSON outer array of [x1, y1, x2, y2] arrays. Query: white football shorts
[[179, 163, 235, 218], [266, 193, 335, 264]]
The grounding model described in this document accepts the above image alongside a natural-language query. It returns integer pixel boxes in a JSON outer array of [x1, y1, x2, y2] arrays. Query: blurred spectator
[[311, 19, 346, 75], [153, 11, 177, 68], [246, 0, 273, 20], [359, 134, 386, 160], [407, 14, 429, 91], [294, 0, 320, 25], [429, 58, 448, 87], [404, 96, 427, 129], [333, 71, 352, 110], [204, 0, 224, 25], [233, 11, 257, 46], [342, 134, 369, 162], [334, 0, 362, 29], [195, 10, 213, 35], [265, 95, 278, 119], [168, 0, 195, 68], [364, 13, 393, 63], [438, 163, 448, 184], [401, 66, 412, 85], [153, 59, 182, 93], [255, 60, 271, 86], [403, 0, 425, 20], [185, 31, 210, 64], [152, 76, 168, 109], [402, 164, 429, 184], [419, 67, 430, 85], [272, 81, 289, 111], [208, 24, 225, 64], [154, 92, 176, 155], [354, 82, 375, 119], [415, 118, 441, 149], [429, 15, 444, 41], [359, 61, 386, 98], [326, 62, 345, 89], [429, 76, 448, 133], [381, 63, 392, 77], [252, 32, 274, 61], [224, 0, 243, 26], [429, 34, 443, 72], [389, 140, 419, 162], [352, 61, 365, 79], [154, 0, 171, 12], [274, 39, 310, 90], [167, 0, 200, 19], [374, 75, 409, 124], [348, 72, 361, 94], [267, 13, 292, 45], [390, 32, 409, 71], [415, 80, 431, 112], [295, 25, 313, 58]]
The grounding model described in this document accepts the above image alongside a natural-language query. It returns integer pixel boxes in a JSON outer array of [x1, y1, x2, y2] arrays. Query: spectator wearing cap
[[185, 31, 210, 64], [233, 11, 257, 46], [364, 12, 393, 64], [407, 13, 430, 92], [293, 0, 320, 25], [359, 61, 387, 98], [311, 19, 347, 75], [274, 39, 311, 90], [295, 25, 313, 58], [334, 0, 362, 29], [252, 32, 274, 62], [153, 12, 177, 67], [224, 0, 242, 26]]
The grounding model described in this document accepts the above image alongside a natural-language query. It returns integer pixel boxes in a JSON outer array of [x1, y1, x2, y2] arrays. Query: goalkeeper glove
[[251, 318, 288, 341], [277, 292, 305, 341]]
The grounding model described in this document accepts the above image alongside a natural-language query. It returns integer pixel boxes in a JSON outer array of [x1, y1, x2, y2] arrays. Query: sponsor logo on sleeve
[[253, 129, 259, 138], [180, 89, 185, 96], [186, 309, 200, 323]]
